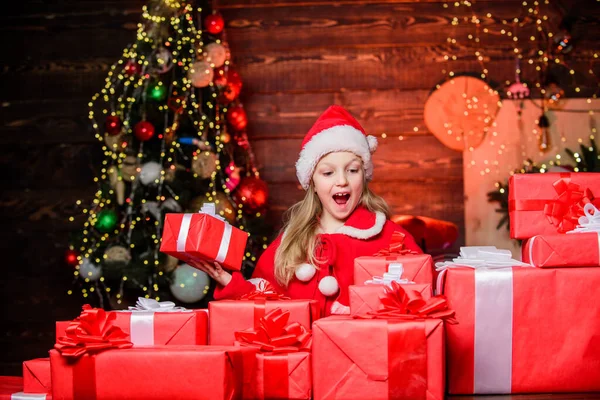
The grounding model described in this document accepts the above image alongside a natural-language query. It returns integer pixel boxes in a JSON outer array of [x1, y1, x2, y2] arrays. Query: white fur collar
[[335, 211, 386, 240]]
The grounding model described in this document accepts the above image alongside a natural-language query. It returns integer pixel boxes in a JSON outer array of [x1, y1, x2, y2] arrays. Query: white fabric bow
[[364, 262, 415, 286], [128, 297, 187, 312], [567, 203, 600, 233]]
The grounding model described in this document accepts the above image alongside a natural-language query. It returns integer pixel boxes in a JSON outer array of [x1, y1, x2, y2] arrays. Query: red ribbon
[[238, 280, 289, 301], [374, 231, 419, 256], [234, 308, 312, 354], [357, 281, 457, 323], [54, 305, 133, 359], [543, 177, 600, 233]]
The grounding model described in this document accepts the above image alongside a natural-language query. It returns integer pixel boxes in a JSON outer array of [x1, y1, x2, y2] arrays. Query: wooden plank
[[217, 0, 501, 7]]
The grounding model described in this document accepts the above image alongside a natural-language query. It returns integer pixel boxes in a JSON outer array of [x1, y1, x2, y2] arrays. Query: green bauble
[[95, 209, 118, 233], [148, 83, 167, 101]]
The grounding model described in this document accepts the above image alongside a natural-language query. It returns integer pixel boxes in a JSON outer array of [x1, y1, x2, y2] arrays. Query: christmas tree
[[65, 0, 272, 309]]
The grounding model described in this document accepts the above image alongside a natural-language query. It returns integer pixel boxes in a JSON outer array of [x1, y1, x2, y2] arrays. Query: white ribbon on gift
[[566, 203, 600, 233], [120, 297, 189, 347], [11, 393, 47, 400], [176, 203, 233, 264], [364, 262, 415, 286], [435, 246, 532, 394]]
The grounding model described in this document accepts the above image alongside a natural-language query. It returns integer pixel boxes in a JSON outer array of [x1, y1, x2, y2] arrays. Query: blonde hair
[[273, 180, 390, 286]]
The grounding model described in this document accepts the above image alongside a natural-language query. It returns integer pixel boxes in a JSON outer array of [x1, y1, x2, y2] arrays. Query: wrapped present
[[437, 248, 600, 394], [209, 286, 319, 345], [234, 308, 312, 400], [509, 172, 600, 239], [0, 376, 51, 400], [523, 231, 600, 268], [23, 359, 50, 394], [348, 283, 431, 317], [56, 299, 208, 346], [160, 203, 248, 271], [51, 305, 243, 400]]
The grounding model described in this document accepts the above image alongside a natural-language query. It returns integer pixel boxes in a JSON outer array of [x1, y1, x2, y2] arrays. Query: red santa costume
[[214, 105, 422, 316]]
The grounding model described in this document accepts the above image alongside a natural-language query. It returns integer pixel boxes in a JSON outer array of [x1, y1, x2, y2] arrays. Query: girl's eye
[[323, 171, 333, 176], [348, 169, 359, 173]]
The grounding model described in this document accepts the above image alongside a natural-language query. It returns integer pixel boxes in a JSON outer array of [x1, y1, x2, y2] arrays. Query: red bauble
[[205, 13, 225, 35], [124, 60, 140, 76], [227, 105, 248, 131], [65, 249, 79, 267], [234, 176, 269, 213], [134, 121, 155, 141], [105, 115, 122, 135], [214, 67, 242, 103]]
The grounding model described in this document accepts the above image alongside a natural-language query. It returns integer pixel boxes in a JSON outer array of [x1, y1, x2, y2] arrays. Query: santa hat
[[295, 105, 378, 190]]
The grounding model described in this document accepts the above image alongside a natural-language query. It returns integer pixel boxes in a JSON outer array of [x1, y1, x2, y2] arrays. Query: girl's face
[[312, 151, 364, 223]]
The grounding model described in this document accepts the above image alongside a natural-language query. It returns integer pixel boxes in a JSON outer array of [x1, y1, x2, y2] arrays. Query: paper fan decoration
[[424, 76, 501, 151]]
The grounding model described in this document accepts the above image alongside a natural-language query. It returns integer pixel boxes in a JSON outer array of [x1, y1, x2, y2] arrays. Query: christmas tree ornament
[[167, 95, 186, 114], [161, 198, 183, 212], [105, 116, 122, 136], [134, 121, 155, 141], [204, 42, 227, 68], [124, 60, 140, 76], [234, 176, 269, 213], [116, 179, 126, 205], [543, 82, 565, 108], [204, 13, 224, 35], [120, 155, 139, 182], [537, 113, 551, 152], [162, 255, 179, 273], [142, 201, 162, 220], [169, 263, 210, 303], [104, 133, 125, 150], [65, 249, 79, 267], [224, 161, 241, 191], [95, 209, 118, 233], [191, 151, 217, 179], [189, 61, 214, 88], [79, 258, 103, 281], [227, 105, 248, 131], [151, 47, 173, 74], [148, 83, 168, 102], [215, 67, 242, 103], [220, 132, 231, 143], [139, 161, 163, 185], [295, 263, 316, 282], [104, 245, 132, 265], [213, 191, 237, 223]]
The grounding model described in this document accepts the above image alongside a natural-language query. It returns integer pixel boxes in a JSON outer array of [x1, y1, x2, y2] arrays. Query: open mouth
[[332, 193, 350, 206]]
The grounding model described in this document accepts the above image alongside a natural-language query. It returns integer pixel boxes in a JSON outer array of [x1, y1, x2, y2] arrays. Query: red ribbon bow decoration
[[359, 281, 457, 323], [239, 280, 290, 300], [234, 308, 312, 354], [54, 305, 133, 359], [544, 178, 600, 233], [374, 231, 418, 256]]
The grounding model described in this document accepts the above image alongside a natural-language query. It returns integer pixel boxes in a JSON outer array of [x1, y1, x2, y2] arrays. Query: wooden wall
[[1, 0, 598, 375]]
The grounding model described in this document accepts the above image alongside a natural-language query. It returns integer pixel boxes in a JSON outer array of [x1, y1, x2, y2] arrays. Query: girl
[[194, 105, 422, 316]]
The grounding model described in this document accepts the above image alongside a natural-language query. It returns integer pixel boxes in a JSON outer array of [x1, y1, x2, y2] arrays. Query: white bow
[[364, 262, 415, 286], [128, 297, 187, 312], [567, 203, 600, 233], [200, 203, 226, 222]]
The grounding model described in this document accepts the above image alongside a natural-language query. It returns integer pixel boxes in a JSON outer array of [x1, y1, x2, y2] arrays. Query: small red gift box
[[23, 358, 51, 394], [209, 299, 319, 345], [354, 254, 433, 286], [56, 309, 207, 346], [349, 283, 431, 316], [160, 204, 248, 271], [508, 172, 600, 239], [312, 316, 444, 400], [0, 376, 50, 400], [442, 266, 600, 394], [522, 232, 600, 267], [49, 346, 244, 400]]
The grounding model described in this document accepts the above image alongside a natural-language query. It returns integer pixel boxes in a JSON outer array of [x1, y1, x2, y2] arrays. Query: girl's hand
[[190, 260, 232, 287]]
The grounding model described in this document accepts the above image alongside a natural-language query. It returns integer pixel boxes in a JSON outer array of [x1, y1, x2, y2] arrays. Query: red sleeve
[[213, 234, 285, 300], [392, 223, 424, 254]]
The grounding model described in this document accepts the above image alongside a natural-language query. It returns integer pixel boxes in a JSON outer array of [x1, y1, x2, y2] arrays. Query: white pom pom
[[295, 263, 317, 282], [366, 135, 378, 153], [318, 276, 339, 297]]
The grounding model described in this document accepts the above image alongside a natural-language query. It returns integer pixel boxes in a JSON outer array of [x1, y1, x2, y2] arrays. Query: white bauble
[[79, 258, 103, 281], [295, 263, 317, 282], [139, 162, 162, 186], [189, 61, 214, 88], [318, 276, 339, 297], [169, 263, 210, 303], [205, 43, 227, 68]]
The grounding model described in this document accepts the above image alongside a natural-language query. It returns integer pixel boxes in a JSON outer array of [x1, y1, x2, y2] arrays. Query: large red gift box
[[160, 208, 248, 271], [49, 346, 244, 400], [23, 359, 51, 394], [508, 172, 600, 239], [442, 266, 600, 394], [208, 299, 319, 345], [56, 309, 207, 346], [312, 316, 444, 400], [354, 254, 433, 286], [348, 284, 431, 316], [0, 376, 51, 400], [522, 232, 600, 267]]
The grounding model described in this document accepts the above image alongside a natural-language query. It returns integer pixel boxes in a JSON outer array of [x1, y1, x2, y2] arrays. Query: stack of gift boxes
[[4, 172, 600, 399]]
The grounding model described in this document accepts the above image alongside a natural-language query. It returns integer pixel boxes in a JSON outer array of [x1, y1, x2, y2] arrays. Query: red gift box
[[312, 316, 444, 400], [56, 309, 207, 346], [522, 232, 600, 267], [442, 266, 600, 394], [349, 284, 432, 316], [49, 346, 244, 400], [0, 376, 51, 400], [509, 172, 600, 239], [160, 208, 248, 271], [354, 254, 433, 286], [23, 359, 51, 394], [208, 299, 319, 345]]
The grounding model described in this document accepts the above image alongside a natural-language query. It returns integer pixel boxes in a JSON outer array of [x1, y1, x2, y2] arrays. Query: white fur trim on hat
[[296, 125, 378, 190], [336, 211, 386, 240]]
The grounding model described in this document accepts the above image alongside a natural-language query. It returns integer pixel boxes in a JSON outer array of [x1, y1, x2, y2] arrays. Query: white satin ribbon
[[176, 202, 232, 264], [128, 297, 187, 312], [364, 262, 415, 286], [11, 393, 47, 400], [566, 203, 600, 233]]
